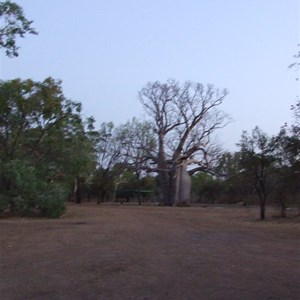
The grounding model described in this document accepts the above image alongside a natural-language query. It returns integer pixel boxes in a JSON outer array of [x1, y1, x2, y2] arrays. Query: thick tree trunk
[[158, 170, 172, 206], [179, 167, 191, 204], [157, 137, 192, 206], [173, 161, 191, 206], [158, 135, 172, 206]]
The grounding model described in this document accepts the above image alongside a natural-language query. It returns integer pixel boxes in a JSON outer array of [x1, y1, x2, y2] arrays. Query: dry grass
[[0, 203, 299, 300]]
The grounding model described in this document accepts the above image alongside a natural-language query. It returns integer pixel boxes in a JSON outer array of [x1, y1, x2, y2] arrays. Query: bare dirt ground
[[1, 203, 300, 300]]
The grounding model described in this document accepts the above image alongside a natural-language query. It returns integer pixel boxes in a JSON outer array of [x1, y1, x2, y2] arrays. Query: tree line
[[0, 1, 299, 219]]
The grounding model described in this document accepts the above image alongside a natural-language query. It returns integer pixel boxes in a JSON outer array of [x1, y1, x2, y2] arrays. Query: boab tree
[[139, 79, 229, 206]]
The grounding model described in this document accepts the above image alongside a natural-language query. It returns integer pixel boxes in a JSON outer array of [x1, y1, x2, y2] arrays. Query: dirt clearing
[[1, 203, 299, 300]]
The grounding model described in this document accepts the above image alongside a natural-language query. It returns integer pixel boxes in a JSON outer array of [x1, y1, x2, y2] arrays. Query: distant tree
[[92, 122, 127, 203], [272, 127, 294, 216], [112, 163, 136, 203], [139, 175, 156, 191], [116, 118, 156, 204], [191, 173, 224, 204], [272, 114, 300, 216], [139, 79, 229, 206], [216, 151, 252, 204], [70, 116, 98, 203], [0, 0, 37, 57], [237, 127, 276, 219]]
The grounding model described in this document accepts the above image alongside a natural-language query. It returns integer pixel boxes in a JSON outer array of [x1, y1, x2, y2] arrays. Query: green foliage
[[116, 118, 157, 169], [0, 78, 96, 217], [90, 119, 156, 202], [0, 159, 67, 217], [0, 0, 37, 57], [216, 151, 254, 203], [0, 194, 9, 213], [175, 202, 190, 207], [139, 175, 156, 191], [237, 127, 276, 219], [271, 126, 300, 215], [35, 184, 67, 218], [192, 173, 224, 203]]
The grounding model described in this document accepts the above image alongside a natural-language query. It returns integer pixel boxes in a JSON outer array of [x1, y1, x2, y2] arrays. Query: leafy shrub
[[0, 194, 10, 215], [0, 159, 66, 218], [36, 184, 67, 218], [175, 201, 190, 207]]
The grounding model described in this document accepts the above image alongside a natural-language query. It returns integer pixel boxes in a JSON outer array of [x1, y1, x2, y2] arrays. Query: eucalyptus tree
[[271, 127, 297, 216], [237, 127, 276, 219], [92, 119, 156, 204], [116, 118, 156, 204], [216, 151, 251, 204], [139, 79, 229, 206], [0, 0, 37, 57], [273, 105, 300, 214], [92, 122, 128, 203]]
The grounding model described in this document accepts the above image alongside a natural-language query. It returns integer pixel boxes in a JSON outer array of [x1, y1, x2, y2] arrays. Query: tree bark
[[257, 187, 267, 220], [260, 201, 265, 220], [157, 134, 172, 206], [75, 176, 82, 204], [173, 160, 191, 206]]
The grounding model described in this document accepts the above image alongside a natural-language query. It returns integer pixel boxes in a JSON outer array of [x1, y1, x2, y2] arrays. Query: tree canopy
[[0, 0, 37, 57], [0, 78, 96, 216]]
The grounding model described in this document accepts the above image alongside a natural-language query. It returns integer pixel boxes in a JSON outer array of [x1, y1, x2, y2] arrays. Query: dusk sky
[[1, 0, 299, 150]]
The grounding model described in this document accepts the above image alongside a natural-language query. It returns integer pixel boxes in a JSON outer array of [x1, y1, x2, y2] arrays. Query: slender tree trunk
[[260, 200, 265, 220], [258, 190, 268, 220], [136, 172, 142, 205], [280, 205, 287, 218], [9, 199, 16, 213], [256, 176, 267, 220], [277, 191, 287, 218], [6, 181, 16, 213], [75, 176, 82, 204], [2, 178, 15, 213]]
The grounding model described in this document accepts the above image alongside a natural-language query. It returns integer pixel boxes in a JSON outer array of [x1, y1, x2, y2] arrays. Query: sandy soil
[[0, 203, 299, 300]]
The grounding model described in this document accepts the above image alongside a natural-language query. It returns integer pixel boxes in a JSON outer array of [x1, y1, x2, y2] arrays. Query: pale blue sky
[[1, 0, 299, 150]]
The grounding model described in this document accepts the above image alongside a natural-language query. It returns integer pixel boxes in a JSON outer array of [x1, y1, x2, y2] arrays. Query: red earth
[[1, 203, 299, 300]]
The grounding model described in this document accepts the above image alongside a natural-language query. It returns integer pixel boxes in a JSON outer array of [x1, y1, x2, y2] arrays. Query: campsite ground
[[1, 203, 299, 300]]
